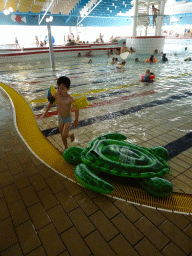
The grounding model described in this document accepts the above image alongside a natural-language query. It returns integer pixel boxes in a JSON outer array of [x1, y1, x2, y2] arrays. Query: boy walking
[[43, 76, 79, 151]]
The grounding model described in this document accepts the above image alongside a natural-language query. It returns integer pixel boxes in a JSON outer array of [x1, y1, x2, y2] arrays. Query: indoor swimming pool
[[0, 48, 192, 196]]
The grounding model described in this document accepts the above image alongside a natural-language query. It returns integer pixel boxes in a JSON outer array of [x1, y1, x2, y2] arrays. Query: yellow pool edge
[[0, 82, 192, 215], [0, 82, 75, 180]]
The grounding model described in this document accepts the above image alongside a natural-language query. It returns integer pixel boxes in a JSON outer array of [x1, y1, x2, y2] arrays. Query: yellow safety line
[[1, 82, 192, 213], [29, 82, 138, 104], [29, 72, 191, 104]]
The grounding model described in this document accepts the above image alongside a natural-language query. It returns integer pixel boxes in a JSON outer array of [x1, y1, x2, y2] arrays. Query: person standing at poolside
[[152, 5, 159, 27], [15, 36, 20, 48], [43, 76, 79, 151], [99, 33, 104, 43]]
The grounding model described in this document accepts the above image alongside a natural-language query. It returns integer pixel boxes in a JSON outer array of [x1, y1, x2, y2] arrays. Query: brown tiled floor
[[0, 90, 192, 256]]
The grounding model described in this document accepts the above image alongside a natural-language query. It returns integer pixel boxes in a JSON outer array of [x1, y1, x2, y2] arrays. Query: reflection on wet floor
[[1, 52, 192, 194]]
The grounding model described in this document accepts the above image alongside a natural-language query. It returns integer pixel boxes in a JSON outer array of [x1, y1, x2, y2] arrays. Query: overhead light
[[123, 1, 125, 4], [107, 7, 109, 10], [125, 4, 127, 7], [112, 3, 114, 6], [9, 7, 13, 12], [80, 10, 87, 17], [46, 16, 53, 22], [4, 9, 10, 15]]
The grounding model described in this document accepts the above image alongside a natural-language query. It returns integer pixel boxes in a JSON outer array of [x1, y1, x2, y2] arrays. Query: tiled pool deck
[[0, 81, 192, 256]]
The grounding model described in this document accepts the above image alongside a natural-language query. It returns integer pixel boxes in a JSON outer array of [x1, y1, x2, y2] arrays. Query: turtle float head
[[63, 146, 83, 165]]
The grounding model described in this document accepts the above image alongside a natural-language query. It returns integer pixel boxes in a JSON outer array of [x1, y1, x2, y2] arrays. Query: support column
[[69, 26, 72, 39], [155, 3, 161, 36], [157, 0, 166, 36], [47, 22, 55, 69], [132, 0, 139, 37], [145, 2, 150, 36]]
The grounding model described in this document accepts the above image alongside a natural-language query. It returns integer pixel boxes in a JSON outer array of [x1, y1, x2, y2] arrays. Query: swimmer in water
[[85, 50, 92, 56], [117, 61, 126, 69], [162, 53, 168, 62], [142, 69, 155, 83], [111, 57, 118, 64]]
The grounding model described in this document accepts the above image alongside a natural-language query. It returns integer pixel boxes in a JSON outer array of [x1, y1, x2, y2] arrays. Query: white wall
[[126, 37, 165, 54], [0, 25, 133, 46]]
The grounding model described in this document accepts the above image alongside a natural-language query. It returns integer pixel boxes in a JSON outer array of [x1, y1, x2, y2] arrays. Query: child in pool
[[117, 61, 126, 69], [162, 53, 168, 62], [184, 57, 191, 61], [111, 57, 118, 64], [88, 59, 92, 63], [85, 50, 92, 56], [149, 55, 154, 63], [43, 76, 79, 151], [143, 69, 154, 82]]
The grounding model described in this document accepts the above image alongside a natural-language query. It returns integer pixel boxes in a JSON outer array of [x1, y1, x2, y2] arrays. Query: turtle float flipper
[[140, 176, 173, 197], [75, 163, 115, 194]]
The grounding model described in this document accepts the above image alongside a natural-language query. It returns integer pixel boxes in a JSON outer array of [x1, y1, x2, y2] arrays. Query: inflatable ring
[[184, 57, 191, 61], [63, 132, 173, 197], [141, 74, 155, 82], [146, 57, 156, 63], [47, 86, 57, 105]]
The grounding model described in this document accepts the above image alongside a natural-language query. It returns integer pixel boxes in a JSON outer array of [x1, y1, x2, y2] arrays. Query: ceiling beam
[[77, 0, 103, 26], [38, 0, 55, 25]]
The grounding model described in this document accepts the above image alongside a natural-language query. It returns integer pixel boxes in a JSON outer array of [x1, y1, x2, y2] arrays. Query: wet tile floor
[[0, 77, 192, 256], [36, 86, 192, 195]]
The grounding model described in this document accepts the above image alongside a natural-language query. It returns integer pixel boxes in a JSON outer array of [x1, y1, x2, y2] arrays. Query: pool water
[[0, 48, 192, 194]]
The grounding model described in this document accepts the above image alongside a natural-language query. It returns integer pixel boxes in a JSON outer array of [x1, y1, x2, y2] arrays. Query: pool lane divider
[[29, 81, 139, 104], [27, 72, 191, 105], [35, 90, 156, 119], [24, 74, 127, 97], [0, 82, 192, 214], [42, 91, 192, 138], [32, 89, 131, 111]]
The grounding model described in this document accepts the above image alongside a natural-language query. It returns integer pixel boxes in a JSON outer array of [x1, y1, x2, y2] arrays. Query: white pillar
[[69, 26, 72, 39], [157, 0, 166, 36], [132, 0, 139, 37], [47, 23, 55, 69], [155, 3, 161, 36], [145, 2, 150, 36]]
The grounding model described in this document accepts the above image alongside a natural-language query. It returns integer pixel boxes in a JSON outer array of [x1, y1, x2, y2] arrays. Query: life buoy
[[146, 57, 156, 63], [141, 74, 155, 82]]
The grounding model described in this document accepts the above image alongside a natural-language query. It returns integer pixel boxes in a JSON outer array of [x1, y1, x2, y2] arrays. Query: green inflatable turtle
[[63, 133, 173, 197]]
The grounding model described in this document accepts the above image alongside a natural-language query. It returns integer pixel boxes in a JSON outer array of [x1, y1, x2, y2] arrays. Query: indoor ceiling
[[0, 0, 192, 26], [0, 0, 133, 16]]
